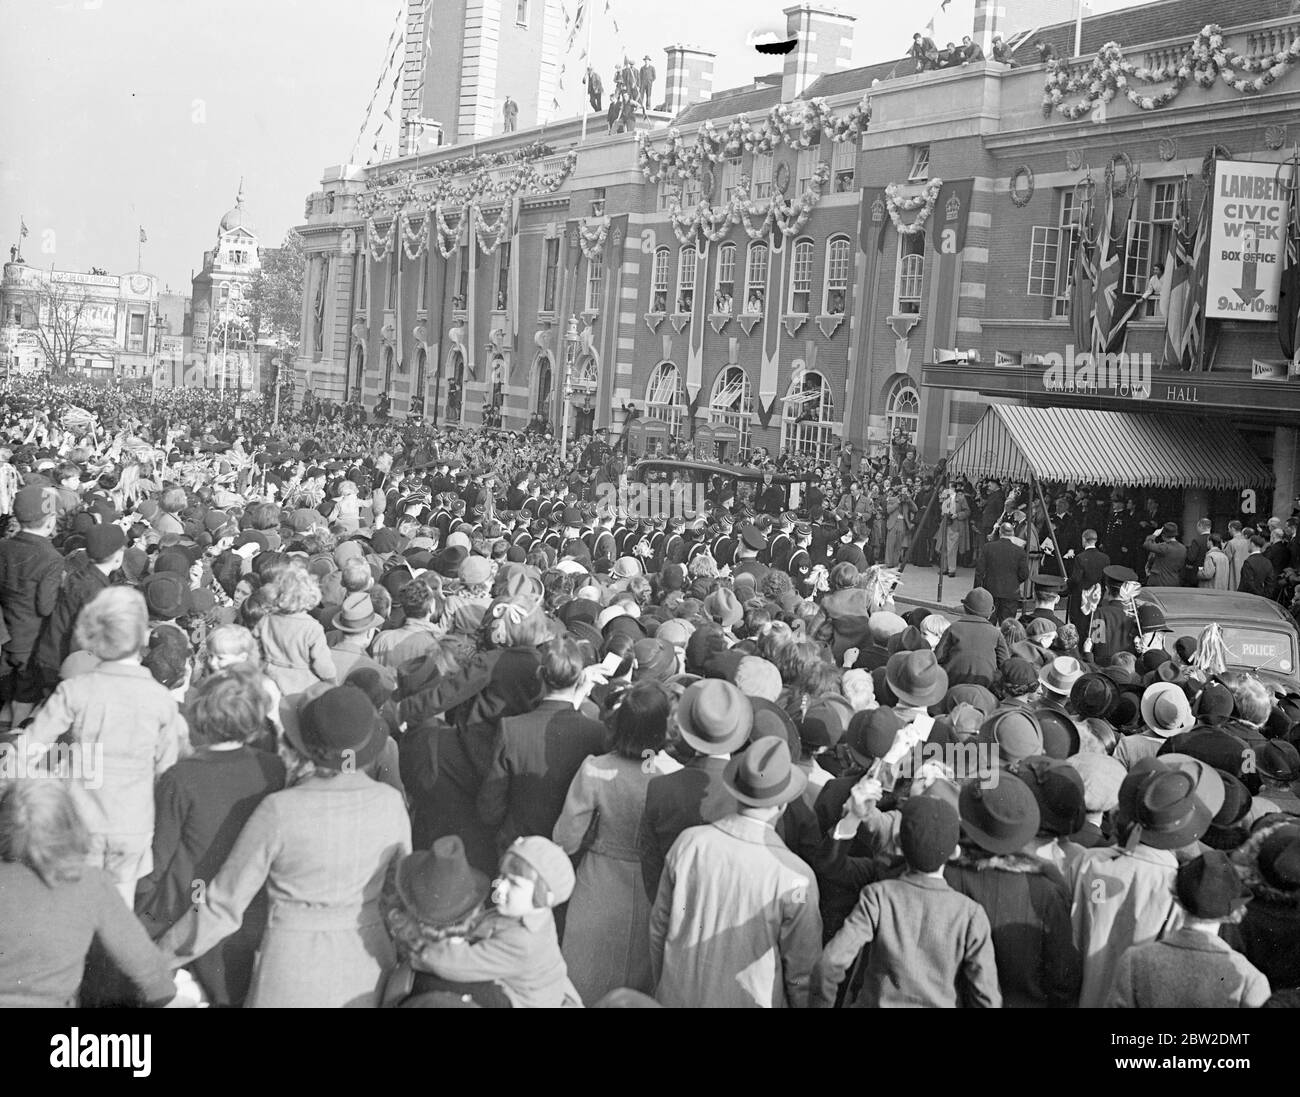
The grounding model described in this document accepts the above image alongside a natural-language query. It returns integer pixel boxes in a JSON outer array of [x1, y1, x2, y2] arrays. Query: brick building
[[296, 0, 1300, 516]]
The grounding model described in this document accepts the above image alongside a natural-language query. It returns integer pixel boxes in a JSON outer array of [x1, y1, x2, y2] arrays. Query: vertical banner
[[760, 231, 786, 412], [510, 194, 523, 343], [930, 180, 974, 256], [467, 206, 478, 380], [1206, 160, 1293, 321], [686, 236, 710, 404], [394, 240, 404, 384]]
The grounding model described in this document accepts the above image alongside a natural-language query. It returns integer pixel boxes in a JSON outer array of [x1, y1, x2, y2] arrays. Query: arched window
[[651, 247, 670, 313], [781, 370, 837, 462], [824, 236, 851, 316], [708, 365, 753, 455], [788, 238, 814, 314], [646, 362, 684, 437], [713, 244, 736, 315], [744, 243, 768, 313], [677, 246, 697, 313], [884, 377, 920, 448]]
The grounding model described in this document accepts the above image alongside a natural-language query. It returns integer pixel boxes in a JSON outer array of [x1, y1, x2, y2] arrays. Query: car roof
[[1136, 587, 1296, 628]]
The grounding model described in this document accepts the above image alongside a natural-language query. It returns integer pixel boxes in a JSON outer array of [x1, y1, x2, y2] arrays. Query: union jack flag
[[1162, 183, 1208, 371], [1067, 195, 1095, 353], [1280, 166, 1300, 363]]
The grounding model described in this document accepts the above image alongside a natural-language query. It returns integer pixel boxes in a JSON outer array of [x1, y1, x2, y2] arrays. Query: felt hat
[[959, 773, 1042, 854], [845, 706, 903, 763], [961, 587, 994, 618], [1257, 827, 1300, 892], [675, 679, 753, 756], [999, 657, 1039, 692], [142, 573, 190, 620], [900, 796, 960, 872], [979, 707, 1044, 765], [281, 684, 388, 770], [1140, 682, 1195, 738], [885, 649, 948, 708], [1016, 755, 1086, 837], [84, 523, 125, 563], [1071, 673, 1119, 719], [394, 837, 491, 926], [1126, 766, 1213, 851], [13, 485, 54, 525], [632, 636, 678, 682], [1038, 656, 1085, 696], [1175, 850, 1250, 919], [704, 587, 743, 629], [1065, 751, 1127, 814], [724, 734, 806, 808], [333, 592, 383, 634]]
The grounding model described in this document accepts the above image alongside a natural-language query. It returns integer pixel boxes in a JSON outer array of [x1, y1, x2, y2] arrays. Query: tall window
[[751, 152, 774, 199], [885, 378, 920, 446], [586, 253, 604, 312], [832, 137, 856, 191], [714, 243, 736, 313], [1027, 190, 1086, 317], [456, 245, 469, 308], [658, 181, 681, 211], [681, 175, 703, 208], [708, 365, 754, 455], [895, 234, 925, 315], [788, 239, 814, 314], [646, 362, 684, 436], [796, 146, 822, 194], [908, 145, 931, 182], [721, 156, 742, 201], [355, 254, 367, 312], [495, 241, 511, 310], [744, 243, 768, 313], [515, 0, 529, 25], [781, 371, 837, 462], [676, 246, 697, 313], [542, 237, 559, 312], [128, 312, 145, 353], [1122, 215, 1153, 297], [824, 236, 851, 315], [1146, 181, 1180, 314], [652, 246, 670, 312]]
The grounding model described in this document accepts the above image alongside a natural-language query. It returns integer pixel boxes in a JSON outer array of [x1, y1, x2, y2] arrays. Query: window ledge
[[451, 309, 467, 323], [709, 312, 733, 334], [669, 312, 691, 334], [816, 313, 846, 338], [737, 313, 763, 335], [644, 312, 665, 333], [537, 310, 556, 325], [782, 313, 809, 337], [581, 308, 600, 327]]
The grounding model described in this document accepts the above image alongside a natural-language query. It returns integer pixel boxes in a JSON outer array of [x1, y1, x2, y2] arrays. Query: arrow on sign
[[1235, 223, 1263, 304]]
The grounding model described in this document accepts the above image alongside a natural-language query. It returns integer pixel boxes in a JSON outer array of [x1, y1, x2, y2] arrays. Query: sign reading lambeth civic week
[[1206, 159, 1297, 321]]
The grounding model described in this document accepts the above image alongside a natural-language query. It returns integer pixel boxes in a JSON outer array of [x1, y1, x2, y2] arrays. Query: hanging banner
[[931, 179, 974, 256], [1205, 160, 1296, 321], [686, 239, 710, 404], [759, 234, 786, 412]]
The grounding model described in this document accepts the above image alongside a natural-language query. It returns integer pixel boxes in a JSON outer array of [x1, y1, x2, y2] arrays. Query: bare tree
[[29, 279, 114, 380]]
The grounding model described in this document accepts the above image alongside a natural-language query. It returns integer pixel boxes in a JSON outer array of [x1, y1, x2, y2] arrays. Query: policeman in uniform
[[1020, 574, 1066, 629], [1087, 564, 1140, 665]]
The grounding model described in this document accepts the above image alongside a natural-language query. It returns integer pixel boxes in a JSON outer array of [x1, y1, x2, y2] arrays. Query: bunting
[[1280, 164, 1300, 364]]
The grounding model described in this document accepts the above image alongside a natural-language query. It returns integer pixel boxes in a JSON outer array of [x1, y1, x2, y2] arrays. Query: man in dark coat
[[974, 522, 1029, 624], [935, 587, 1011, 689], [979, 479, 1006, 541], [1087, 565, 1139, 666], [34, 524, 125, 684], [833, 520, 872, 572], [756, 471, 785, 516], [1040, 496, 1080, 576], [0, 486, 64, 719], [1066, 529, 1110, 638], [1238, 536, 1277, 599], [1142, 522, 1187, 587], [1183, 518, 1211, 587], [1020, 575, 1066, 629], [1102, 494, 1136, 572]]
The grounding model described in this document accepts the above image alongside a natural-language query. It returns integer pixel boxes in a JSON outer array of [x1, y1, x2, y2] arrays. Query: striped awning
[[947, 405, 1273, 490]]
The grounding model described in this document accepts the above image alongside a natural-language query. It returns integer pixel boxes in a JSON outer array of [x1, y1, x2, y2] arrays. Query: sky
[[0, 0, 1144, 294]]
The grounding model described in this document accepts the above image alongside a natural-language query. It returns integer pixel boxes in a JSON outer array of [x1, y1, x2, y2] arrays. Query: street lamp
[[559, 315, 579, 461], [151, 312, 165, 398]]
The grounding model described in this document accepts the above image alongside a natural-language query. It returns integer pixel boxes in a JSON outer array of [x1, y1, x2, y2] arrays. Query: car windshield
[[1164, 625, 1295, 677]]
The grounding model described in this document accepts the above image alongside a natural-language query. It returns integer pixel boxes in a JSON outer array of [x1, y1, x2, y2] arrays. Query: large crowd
[[0, 376, 1298, 1009]]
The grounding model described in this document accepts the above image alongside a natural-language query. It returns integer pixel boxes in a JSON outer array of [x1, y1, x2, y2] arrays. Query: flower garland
[[1043, 25, 1300, 119], [884, 178, 944, 235], [472, 205, 511, 256], [433, 204, 463, 258], [401, 214, 429, 260], [637, 95, 872, 184], [578, 216, 609, 261], [667, 163, 832, 245], [357, 150, 578, 222], [366, 216, 397, 262], [365, 140, 555, 191]]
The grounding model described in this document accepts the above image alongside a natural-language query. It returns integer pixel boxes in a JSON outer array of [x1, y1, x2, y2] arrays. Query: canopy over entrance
[[946, 405, 1273, 490]]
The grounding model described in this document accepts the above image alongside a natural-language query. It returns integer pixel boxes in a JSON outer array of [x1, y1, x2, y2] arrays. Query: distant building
[[1, 261, 167, 382], [190, 184, 261, 393]]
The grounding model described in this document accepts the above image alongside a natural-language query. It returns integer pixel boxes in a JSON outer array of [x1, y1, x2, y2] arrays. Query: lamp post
[[151, 312, 165, 398], [559, 315, 579, 461]]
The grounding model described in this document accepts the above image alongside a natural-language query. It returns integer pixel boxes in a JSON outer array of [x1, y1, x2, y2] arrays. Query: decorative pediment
[[782, 314, 808, 338], [670, 313, 690, 334], [644, 312, 666, 334], [737, 313, 762, 336], [709, 312, 732, 334]]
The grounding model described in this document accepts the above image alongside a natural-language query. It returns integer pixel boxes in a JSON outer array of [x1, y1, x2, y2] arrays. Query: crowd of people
[[0, 376, 1298, 1009]]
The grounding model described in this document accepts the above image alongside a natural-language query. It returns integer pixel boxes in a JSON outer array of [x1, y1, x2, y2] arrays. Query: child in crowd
[[252, 567, 337, 695], [405, 836, 582, 1008]]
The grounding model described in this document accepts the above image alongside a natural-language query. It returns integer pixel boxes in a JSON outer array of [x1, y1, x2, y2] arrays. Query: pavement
[[891, 564, 1029, 622]]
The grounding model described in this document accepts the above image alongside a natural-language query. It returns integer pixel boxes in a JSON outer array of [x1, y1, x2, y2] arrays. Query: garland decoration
[[471, 205, 511, 255], [364, 141, 556, 191], [1009, 166, 1035, 208], [1106, 151, 1136, 196], [401, 214, 429, 260], [884, 178, 945, 234], [636, 95, 873, 184], [578, 216, 609, 260], [365, 216, 397, 262], [1043, 25, 1300, 120], [665, 163, 832, 246], [433, 204, 463, 258]]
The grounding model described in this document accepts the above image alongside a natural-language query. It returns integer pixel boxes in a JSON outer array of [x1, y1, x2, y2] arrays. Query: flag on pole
[[1161, 181, 1202, 370], [1090, 186, 1118, 355], [139, 227, 148, 244], [20, 219, 29, 238], [1279, 164, 1300, 363], [1068, 196, 1096, 353]]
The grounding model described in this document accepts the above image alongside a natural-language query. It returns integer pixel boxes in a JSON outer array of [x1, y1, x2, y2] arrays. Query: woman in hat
[[1225, 822, 1300, 993], [945, 772, 1081, 1007], [553, 680, 673, 1002], [156, 685, 411, 1008]]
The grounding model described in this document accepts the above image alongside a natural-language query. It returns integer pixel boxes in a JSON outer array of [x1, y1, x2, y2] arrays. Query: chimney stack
[[663, 45, 716, 116], [782, 5, 855, 102], [972, 1, 1006, 56]]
